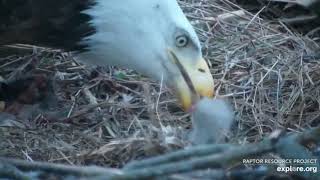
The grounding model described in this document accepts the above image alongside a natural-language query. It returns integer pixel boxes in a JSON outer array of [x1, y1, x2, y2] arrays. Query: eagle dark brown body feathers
[[0, 0, 96, 51]]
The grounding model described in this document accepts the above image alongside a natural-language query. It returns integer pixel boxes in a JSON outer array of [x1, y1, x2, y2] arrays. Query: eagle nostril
[[198, 68, 206, 73]]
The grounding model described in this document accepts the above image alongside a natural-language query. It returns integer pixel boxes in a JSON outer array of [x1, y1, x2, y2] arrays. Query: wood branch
[[0, 163, 32, 180], [124, 144, 233, 170], [278, 15, 318, 24], [0, 158, 122, 177], [116, 127, 320, 179], [1, 126, 319, 180], [115, 139, 275, 179]]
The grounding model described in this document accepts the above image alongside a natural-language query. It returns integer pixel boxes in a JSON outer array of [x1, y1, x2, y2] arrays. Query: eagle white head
[[79, 0, 214, 110]]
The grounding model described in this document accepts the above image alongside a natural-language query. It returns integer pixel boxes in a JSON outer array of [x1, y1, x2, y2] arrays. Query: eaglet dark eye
[[175, 35, 189, 47]]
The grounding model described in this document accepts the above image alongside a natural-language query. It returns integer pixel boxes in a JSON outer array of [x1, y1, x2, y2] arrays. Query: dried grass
[[0, 0, 319, 168]]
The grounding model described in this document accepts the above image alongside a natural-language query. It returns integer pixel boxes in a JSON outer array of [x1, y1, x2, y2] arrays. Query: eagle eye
[[175, 35, 189, 48]]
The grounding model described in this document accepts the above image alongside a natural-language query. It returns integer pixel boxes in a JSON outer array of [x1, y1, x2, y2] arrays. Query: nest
[[0, 0, 319, 169]]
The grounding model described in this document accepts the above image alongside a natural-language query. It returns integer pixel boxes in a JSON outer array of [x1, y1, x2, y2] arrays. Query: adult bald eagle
[[0, 0, 214, 110]]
